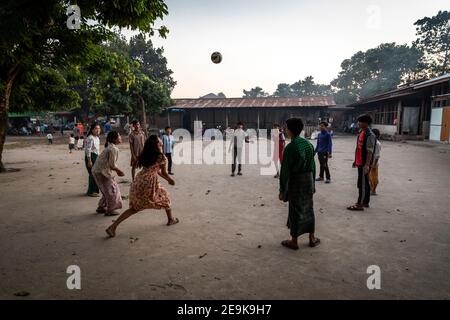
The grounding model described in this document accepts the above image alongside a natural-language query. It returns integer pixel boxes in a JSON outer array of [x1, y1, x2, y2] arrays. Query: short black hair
[[273, 123, 280, 128], [372, 128, 380, 138], [286, 118, 304, 136], [237, 121, 244, 126], [165, 126, 171, 131], [105, 130, 119, 148], [70, 133, 74, 137], [357, 114, 372, 125], [131, 119, 139, 125], [320, 121, 328, 127]]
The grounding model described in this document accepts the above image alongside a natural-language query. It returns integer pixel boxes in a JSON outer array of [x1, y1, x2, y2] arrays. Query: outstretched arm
[[159, 161, 175, 185]]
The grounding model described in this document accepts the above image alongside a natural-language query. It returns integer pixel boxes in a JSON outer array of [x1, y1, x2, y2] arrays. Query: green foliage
[[242, 86, 268, 98], [10, 66, 80, 112], [67, 31, 174, 119], [414, 10, 450, 76], [331, 43, 425, 104], [290, 76, 333, 97]]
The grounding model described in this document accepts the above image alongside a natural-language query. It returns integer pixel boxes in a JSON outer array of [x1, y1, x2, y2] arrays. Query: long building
[[152, 96, 336, 134], [346, 73, 450, 142]]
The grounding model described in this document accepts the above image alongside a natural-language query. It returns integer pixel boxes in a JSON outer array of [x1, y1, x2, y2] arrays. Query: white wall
[[372, 124, 397, 136], [430, 108, 443, 141]]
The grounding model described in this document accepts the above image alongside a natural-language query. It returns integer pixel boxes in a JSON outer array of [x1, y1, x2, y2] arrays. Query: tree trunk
[[0, 65, 19, 172], [138, 95, 147, 132]]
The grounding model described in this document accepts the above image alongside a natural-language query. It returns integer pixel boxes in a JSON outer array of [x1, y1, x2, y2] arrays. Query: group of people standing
[[228, 115, 381, 250]]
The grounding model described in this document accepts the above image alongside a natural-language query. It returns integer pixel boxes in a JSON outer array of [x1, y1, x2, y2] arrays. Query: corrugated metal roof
[[347, 74, 450, 108], [170, 97, 335, 109], [413, 73, 450, 89]]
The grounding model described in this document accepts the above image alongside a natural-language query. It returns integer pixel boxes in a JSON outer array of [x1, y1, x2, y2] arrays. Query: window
[[375, 103, 397, 125]]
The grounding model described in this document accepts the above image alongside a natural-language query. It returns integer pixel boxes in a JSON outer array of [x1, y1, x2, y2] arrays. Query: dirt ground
[[0, 133, 449, 299]]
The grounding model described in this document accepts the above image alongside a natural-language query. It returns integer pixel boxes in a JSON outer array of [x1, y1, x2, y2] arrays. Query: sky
[[123, 0, 449, 98]]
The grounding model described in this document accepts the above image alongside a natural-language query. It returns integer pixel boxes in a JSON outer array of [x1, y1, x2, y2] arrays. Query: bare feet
[[105, 227, 116, 238], [167, 217, 179, 226]]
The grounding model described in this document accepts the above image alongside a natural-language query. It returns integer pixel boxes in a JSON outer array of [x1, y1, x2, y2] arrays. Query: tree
[[0, 0, 169, 171], [331, 43, 425, 104], [414, 10, 450, 76], [272, 83, 293, 97], [129, 33, 176, 91], [242, 86, 268, 98], [290, 76, 333, 97]]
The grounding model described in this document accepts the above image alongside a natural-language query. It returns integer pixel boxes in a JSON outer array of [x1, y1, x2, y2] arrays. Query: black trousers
[[165, 153, 173, 173], [231, 147, 242, 173], [357, 166, 371, 205], [317, 152, 330, 180]]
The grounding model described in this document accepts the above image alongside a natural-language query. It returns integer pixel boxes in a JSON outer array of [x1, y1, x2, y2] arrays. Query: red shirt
[[355, 131, 365, 166]]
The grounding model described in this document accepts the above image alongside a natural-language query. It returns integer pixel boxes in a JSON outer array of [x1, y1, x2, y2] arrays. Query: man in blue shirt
[[315, 121, 333, 183], [162, 126, 175, 175], [104, 120, 112, 137]]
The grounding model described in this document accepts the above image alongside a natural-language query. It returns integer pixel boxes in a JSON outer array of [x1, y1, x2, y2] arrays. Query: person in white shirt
[[162, 126, 175, 175], [47, 133, 53, 144], [84, 124, 101, 197], [69, 134, 75, 153], [92, 131, 125, 216], [76, 135, 84, 150], [228, 122, 251, 176]]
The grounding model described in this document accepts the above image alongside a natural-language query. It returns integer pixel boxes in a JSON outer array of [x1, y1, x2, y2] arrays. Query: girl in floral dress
[[105, 135, 178, 237]]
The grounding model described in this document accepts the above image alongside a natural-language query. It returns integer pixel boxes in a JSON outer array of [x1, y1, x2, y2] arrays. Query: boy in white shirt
[[47, 133, 53, 145], [77, 135, 85, 150], [69, 134, 75, 153]]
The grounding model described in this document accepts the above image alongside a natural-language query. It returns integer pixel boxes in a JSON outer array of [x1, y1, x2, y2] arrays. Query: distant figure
[[84, 124, 101, 197], [47, 133, 53, 144], [105, 135, 178, 238], [69, 134, 75, 153], [73, 125, 80, 139], [162, 126, 175, 175], [228, 121, 251, 177], [347, 114, 376, 211], [124, 122, 131, 135], [129, 120, 146, 181], [104, 119, 112, 137], [92, 131, 125, 216], [272, 123, 285, 178], [76, 135, 84, 150], [369, 129, 381, 196], [77, 123, 84, 137], [315, 121, 333, 183], [279, 118, 320, 250]]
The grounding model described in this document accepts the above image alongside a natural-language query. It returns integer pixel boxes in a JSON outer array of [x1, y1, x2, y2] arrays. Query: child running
[[105, 135, 178, 237], [92, 131, 125, 216]]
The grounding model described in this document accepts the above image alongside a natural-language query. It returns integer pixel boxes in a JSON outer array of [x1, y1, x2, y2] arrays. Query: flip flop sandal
[[96, 207, 106, 214], [167, 218, 179, 226], [281, 240, 299, 250], [105, 228, 115, 238], [309, 238, 321, 247], [347, 205, 364, 211]]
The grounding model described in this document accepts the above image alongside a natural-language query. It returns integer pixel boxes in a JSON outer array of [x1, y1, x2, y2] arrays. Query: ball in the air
[[211, 52, 222, 64]]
